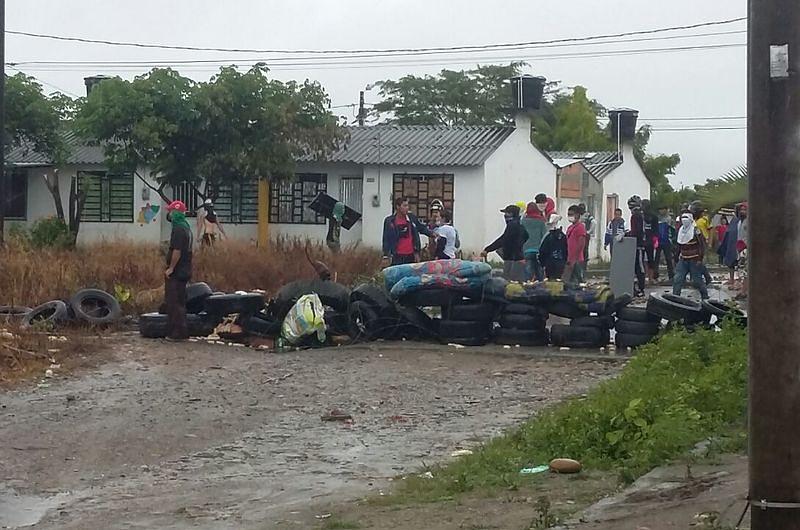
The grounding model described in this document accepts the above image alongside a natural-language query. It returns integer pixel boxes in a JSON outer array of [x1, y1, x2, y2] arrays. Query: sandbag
[[383, 259, 491, 290], [281, 294, 327, 345]]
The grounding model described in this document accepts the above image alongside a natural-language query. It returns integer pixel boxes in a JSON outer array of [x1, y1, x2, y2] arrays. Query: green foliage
[[533, 86, 613, 151], [392, 324, 747, 502], [633, 125, 685, 210], [29, 217, 72, 249], [696, 166, 747, 213], [373, 63, 527, 126]]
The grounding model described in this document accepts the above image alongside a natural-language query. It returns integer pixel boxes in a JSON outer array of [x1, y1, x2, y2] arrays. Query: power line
[[6, 16, 746, 55], [7, 29, 747, 66], [650, 126, 746, 131], [6, 65, 80, 97]]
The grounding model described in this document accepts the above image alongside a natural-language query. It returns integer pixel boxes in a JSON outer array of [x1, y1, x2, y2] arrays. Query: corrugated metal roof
[[7, 130, 106, 166], [547, 150, 622, 180], [301, 125, 515, 167]]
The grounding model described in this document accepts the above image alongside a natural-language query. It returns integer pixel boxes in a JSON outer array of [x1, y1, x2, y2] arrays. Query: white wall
[[599, 141, 652, 260], [482, 115, 557, 259]]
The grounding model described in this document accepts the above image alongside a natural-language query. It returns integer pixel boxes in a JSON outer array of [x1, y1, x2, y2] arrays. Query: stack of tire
[[493, 303, 549, 347], [614, 306, 661, 349], [348, 283, 408, 341], [551, 315, 613, 349], [438, 299, 497, 346], [4, 288, 122, 329]]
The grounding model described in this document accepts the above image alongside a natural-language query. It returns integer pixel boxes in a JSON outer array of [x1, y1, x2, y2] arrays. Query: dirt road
[[0, 335, 621, 529]]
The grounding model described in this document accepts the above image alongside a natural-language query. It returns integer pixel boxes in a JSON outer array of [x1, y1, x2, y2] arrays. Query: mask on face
[[504, 214, 513, 223], [681, 218, 693, 228], [536, 203, 546, 212]]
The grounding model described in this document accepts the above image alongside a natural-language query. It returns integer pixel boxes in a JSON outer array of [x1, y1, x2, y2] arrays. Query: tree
[[632, 125, 687, 211], [2, 73, 71, 245], [696, 166, 747, 213], [76, 65, 343, 203], [372, 63, 527, 126], [532, 86, 613, 151]]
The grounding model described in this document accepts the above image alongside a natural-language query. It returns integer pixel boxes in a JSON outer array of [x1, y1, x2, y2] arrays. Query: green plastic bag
[[281, 293, 327, 345]]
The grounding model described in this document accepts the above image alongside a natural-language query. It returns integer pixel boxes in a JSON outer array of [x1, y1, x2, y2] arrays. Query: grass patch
[[320, 518, 361, 530], [383, 323, 747, 504]]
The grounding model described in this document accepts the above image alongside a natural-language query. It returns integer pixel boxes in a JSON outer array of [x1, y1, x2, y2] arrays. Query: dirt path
[[0, 335, 621, 529]]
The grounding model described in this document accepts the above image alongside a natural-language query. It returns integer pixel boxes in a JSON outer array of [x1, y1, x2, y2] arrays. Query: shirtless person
[[196, 198, 226, 247]]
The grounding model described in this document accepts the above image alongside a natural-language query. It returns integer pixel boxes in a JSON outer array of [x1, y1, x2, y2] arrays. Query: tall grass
[[0, 237, 381, 314]]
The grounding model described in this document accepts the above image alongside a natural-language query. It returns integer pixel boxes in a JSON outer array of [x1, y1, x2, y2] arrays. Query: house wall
[[599, 141, 652, 260], [555, 164, 604, 261], [482, 115, 557, 259]]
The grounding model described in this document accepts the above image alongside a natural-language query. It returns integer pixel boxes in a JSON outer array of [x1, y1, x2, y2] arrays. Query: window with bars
[[77, 171, 134, 223], [392, 173, 454, 224], [4, 169, 28, 220], [269, 173, 328, 224], [208, 180, 259, 224], [172, 182, 203, 217]]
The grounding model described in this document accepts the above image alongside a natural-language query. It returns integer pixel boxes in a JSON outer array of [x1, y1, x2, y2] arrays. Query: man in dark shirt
[[165, 200, 193, 340], [627, 195, 647, 297], [482, 204, 529, 281]]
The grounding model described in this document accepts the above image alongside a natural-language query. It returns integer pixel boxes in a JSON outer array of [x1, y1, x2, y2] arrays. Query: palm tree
[[697, 166, 747, 214]]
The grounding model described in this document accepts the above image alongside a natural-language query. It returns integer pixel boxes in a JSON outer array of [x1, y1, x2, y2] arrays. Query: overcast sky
[[8, 0, 747, 187]]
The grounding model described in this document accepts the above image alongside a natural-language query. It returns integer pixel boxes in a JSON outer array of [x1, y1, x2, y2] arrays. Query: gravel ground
[[0, 334, 622, 529]]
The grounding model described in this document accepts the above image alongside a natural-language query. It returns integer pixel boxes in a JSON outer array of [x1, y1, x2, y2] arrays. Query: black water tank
[[608, 108, 639, 140], [84, 75, 112, 97], [510, 75, 546, 111]]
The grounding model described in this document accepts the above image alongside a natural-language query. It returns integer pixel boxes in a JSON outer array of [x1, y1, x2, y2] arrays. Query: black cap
[[534, 193, 547, 204], [500, 204, 521, 216]]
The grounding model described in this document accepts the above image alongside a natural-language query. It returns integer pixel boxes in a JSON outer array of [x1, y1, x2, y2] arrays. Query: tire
[[701, 300, 747, 326], [204, 293, 265, 317], [351, 284, 394, 314], [499, 313, 546, 331], [347, 301, 381, 341], [186, 282, 214, 314], [503, 303, 549, 318], [548, 300, 589, 319], [550, 324, 606, 348], [441, 335, 489, 347], [439, 319, 492, 340], [274, 280, 350, 318], [444, 302, 497, 322], [571, 316, 615, 329], [615, 332, 657, 349], [647, 294, 707, 323], [324, 309, 350, 336], [617, 306, 660, 323], [395, 305, 436, 339], [399, 288, 454, 308], [69, 288, 122, 325], [139, 312, 168, 338], [189, 313, 216, 337], [0, 306, 31, 321], [22, 300, 70, 328], [615, 319, 660, 335], [494, 328, 549, 347], [609, 293, 634, 314], [240, 313, 282, 337]]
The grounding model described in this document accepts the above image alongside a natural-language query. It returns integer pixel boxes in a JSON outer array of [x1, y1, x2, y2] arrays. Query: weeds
[[388, 323, 747, 503], [320, 519, 360, 530]]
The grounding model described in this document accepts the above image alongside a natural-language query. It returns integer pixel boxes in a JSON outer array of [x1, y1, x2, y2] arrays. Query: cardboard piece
[[307, 192, 362, 230]]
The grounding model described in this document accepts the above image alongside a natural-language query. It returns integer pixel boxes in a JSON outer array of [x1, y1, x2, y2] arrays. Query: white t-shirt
[[435, 224, 458, 258]]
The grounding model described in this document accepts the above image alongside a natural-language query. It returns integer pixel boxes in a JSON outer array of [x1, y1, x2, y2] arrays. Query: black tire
[[647, 294, 707, 323], [139, 312, 168, 338], [609, 293, 634, 314], [0, 306, 31, 321], [399, 288, 454, 308], [503, 303, 549, 318], [441, 335, 489, 347], [615, 332, 657, 349], [617, 306, 660, 323], [69, 288, 122, 325], [351, 283, 394, 314], [571, 316, 615, 329], [615, 319, 660, 335], [548, 300, 589, 319], [550, 324, 606, 348], [204, 293, 265, 317], [347, 301, 381, 341], [324, 309, 350, 336], [701, 300, 746, 326], [395, 305, 436, 339], [186, 282, 214, 314], [189, 313, 216, 337], [274, 280, 350, 318], [22, 300, 70, 328], [240, 313, 282, 337], [444, 302, 497, 322], [494, 328, 549, 347], [439, 319, 492, 340], [499, 313, 547, 331]]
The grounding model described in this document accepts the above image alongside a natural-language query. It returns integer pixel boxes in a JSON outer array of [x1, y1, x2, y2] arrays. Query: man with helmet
[[164, 200, 193, 341], [627, 195, 647, 297]]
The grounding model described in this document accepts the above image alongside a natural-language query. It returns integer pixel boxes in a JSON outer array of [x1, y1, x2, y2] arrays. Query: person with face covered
[[482, 204, 529, 281], [326, 201, 345, 254], [164, 200, 193, 341], [673, 212, 709, 300], [539, 213, 568, 280], [520, 194, 551, 281]]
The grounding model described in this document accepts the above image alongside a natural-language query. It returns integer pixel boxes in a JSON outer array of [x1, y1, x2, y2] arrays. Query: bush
[[396, 323, 748, 500], [29, 217, 72, 249]]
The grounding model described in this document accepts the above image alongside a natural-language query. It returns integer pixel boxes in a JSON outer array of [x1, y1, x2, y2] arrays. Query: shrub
[[29, 217, 72, 249]]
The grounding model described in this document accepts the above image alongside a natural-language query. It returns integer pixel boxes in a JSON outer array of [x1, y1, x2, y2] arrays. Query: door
[[339, 176, 363, 245]]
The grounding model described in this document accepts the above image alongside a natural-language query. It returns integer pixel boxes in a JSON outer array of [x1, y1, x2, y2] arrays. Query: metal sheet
[[610, 237, 637, 297]]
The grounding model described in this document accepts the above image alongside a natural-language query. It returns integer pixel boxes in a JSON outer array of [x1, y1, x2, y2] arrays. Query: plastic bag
[[281, 293, 326, 345]]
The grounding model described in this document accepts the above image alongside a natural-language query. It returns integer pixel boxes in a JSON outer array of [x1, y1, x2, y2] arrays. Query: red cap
[[167, 200, 187, 213]]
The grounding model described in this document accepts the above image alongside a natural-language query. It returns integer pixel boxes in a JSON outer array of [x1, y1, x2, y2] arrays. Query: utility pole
[[749, 2, 800, 529], [0, 0, 6, 247], [358, 90, 365, 127]]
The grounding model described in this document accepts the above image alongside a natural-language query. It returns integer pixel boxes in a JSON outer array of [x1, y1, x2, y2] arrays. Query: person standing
[[564, 205, 588, 286], [521, 201, 548, 281], [627, 196, 647, 297], [481, 204, 529, 281], [604, 208, 626, 257], [714, 215, 729, 264], [433, 210, 458, 259], [382, 197, 435, 267], [164, 200, 193, 341], [735, 202, 748, 298], [673, 213, 709, 300], [196, 198, 226, 248], [578, 203, 596, 270], [539, 214, 567, 280], [326, 202, 345, 254], [654, 205, 675, 281], [641, 199, 659, 282], [695, 208, 712, 243]]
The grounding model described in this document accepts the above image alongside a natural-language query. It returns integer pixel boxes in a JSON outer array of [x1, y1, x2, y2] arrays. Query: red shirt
[[566, 222, 587, 264], [395, 215, 414, 256]]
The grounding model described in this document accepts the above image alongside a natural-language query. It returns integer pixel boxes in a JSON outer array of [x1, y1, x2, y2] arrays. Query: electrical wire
[[6, 65, 81, 97], [650, 126, 746, 131], [6, 16, 746, 55]]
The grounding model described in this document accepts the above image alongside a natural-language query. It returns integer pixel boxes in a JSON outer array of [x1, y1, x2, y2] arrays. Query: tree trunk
[[67, 175, 89, 248], [42, 170, 66, 222]]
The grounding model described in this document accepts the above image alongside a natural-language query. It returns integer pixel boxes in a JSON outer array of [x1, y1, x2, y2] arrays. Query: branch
[[134, 170, 171, 203], [42, 169, 66, 221]]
